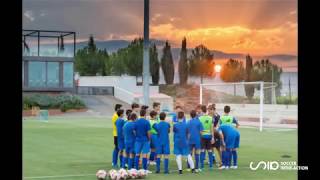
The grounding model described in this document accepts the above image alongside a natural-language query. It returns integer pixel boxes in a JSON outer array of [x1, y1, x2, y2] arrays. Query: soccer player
[[149, 110, 159, 166], [134, 109, 151, 170], [125, 109, 133, 121], [187, 110, 204, 172], [195, 104, 203, 116], [209, 104, 222, 167], [172, 106, 186, 123], [123, 113, 137, 169], [115, 109, 126, 168], [112, 104, 122, 168], [219, 106, 239, 128], [199, 105, 215, 170], [152, 102, 161, 121], [132, 103, 140, 114], [217, 124, 240, 170], [153, 112, 171, 174], [173, 111, 196, 174]]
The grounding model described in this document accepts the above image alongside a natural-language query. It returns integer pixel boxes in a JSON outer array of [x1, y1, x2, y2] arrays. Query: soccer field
[[23, 117, 297, 180]]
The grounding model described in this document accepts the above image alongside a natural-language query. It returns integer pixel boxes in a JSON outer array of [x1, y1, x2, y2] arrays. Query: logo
[[249, 161, 308, 171], [250, 161, 279, 170]]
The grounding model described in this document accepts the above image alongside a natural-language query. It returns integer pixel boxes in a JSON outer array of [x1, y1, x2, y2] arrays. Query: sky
[[23, 0, 297, 56]]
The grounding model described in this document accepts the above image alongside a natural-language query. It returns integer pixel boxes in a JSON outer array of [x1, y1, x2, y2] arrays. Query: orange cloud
[[150, 22, 296, 55]]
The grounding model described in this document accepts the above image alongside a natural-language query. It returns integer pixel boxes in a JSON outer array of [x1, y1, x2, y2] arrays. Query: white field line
[[24, 167, 255, 179]]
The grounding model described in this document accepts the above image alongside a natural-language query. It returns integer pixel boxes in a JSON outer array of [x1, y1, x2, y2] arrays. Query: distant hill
[[29, 39, 297, 69]]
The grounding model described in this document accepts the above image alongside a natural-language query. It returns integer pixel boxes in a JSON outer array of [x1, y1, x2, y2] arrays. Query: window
[[63, 62, 73, 88], [28, 62, 46, 87], [47, 62, 59, 87]]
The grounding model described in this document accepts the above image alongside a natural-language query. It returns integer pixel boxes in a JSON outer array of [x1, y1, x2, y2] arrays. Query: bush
[[23, 94, 86, 112], [276, 96, 297, 105]]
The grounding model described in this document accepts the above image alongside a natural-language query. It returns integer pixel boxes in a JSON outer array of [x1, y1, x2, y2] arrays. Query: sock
[[212, 152, 216, 164], [119, 154, 123, 168], [164, 158, 169, 173], [176, 155, 182, 170], [128, 158, 133, 169], [156, 157, 161, 172], [187, 154, 195, 169], [135, 156, 140, 169], [112, 148, 119, 166], [226, 149, 232, 167], [208, 151, 213, 168], [221, 151, 226, 166], [232, 150, 238, 166], [200, 151, 205, 168], [142, 157, 148, 170], [187, 159, 190, 168], [195, 154, 200, 169], [122, 156, 127, 168], [150, 152, 155, 161]]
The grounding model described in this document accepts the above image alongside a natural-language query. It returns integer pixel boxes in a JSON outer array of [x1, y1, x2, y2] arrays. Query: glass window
[[47, 62, 59, 87], [28, 62, 46, 87], [63, 62, 73, 88]]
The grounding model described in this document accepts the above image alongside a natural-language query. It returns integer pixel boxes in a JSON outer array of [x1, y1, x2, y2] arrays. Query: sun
[[214, 64, 222, 73]]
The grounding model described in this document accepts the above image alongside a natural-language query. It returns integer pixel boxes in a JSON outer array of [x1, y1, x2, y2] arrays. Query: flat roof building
[[22, 30, 76, 92]]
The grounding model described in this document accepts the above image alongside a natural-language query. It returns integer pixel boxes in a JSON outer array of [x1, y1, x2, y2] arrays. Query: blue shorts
[[225, 132, 240, 149], [125, 142, 135, 154], [135, 141, 150, 154], [156, 143, 170, 155], [150, 134, 159, 149], [189, 142, 201, 150], [118, 138, 125, 150], [174, 145, 190, 156]]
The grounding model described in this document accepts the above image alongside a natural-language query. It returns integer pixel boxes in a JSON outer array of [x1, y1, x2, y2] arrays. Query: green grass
[[23, 116, 297, 180]]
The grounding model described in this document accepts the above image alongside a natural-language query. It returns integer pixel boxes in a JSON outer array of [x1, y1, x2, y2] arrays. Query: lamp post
[[142, 0, 150, 106]]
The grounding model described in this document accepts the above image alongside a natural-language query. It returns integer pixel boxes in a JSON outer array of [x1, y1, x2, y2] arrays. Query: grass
[[23, 116, 297, 180]]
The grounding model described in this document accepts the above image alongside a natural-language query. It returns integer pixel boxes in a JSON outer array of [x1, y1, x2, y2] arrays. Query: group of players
[[111, 102, 240, 174]]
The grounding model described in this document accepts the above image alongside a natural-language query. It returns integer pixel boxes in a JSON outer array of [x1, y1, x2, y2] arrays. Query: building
[[22, 30, 76, 92]]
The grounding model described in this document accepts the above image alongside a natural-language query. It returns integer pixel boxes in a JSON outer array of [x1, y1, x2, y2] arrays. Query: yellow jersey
[[112, 113, 118, 136]]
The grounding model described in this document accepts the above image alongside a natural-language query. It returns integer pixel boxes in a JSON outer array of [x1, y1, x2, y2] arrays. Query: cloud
[[24, 10, 35, 21], [150, 23, 296, 55]]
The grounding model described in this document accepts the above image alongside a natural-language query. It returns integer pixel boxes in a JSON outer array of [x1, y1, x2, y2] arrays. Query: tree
[[75, 35, 105, 76], [178, 37, 188, 85], [124, 38, 143, 77], [220, 59, 245, 96], [188, 44, 215, 83], [244, 54, 255, 99], [150, 44, 160, 85], [251, 59, 283, 103], [161, 41, 175, 84]]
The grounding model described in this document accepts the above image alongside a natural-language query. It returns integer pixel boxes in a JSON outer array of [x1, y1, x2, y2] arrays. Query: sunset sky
[[23, 0, 297, 56]]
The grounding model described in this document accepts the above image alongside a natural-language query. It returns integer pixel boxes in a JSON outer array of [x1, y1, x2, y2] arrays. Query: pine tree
[[150, 44, 160, 85], [161, 41, 175, 84], [178, 37, 188, 85], [244, 54, 255, 99]]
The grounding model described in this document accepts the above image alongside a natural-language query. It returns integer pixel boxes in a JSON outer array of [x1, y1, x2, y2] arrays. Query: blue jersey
[[187, 117, 204, 145], [134, 118, 151, 142], [173, 121, 188, 148], [123, 121, 136, 144], [218, 124, 239, 139], [154, 121, 170, 145], [115, 118, 125, 139], [172, 113, 186, 123]]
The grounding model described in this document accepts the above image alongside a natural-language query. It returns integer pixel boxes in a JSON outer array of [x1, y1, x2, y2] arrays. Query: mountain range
[[29, 39, 297, 71]]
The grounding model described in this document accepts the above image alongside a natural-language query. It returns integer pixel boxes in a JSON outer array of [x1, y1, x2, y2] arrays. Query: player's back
[[156, 121, 170, 145], [187, 118, 203, 143], [173, 121, 188, 148], [123, 121, 135, 144], [219, 124, 239, 138], [134, 118, 151, 142], [199, 115, 213, 138], [116, 118, 125, 139], [112, 113, 118, 136]]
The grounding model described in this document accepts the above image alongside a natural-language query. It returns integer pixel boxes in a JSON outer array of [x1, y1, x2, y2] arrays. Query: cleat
[[179, 170, 183, 174], [186, 168, 191, 172], [231, 166, 238, 169], [219, 166, 226, 170]]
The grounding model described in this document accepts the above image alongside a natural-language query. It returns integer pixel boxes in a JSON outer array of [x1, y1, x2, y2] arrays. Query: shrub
[[23, 94, 86, 111]]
